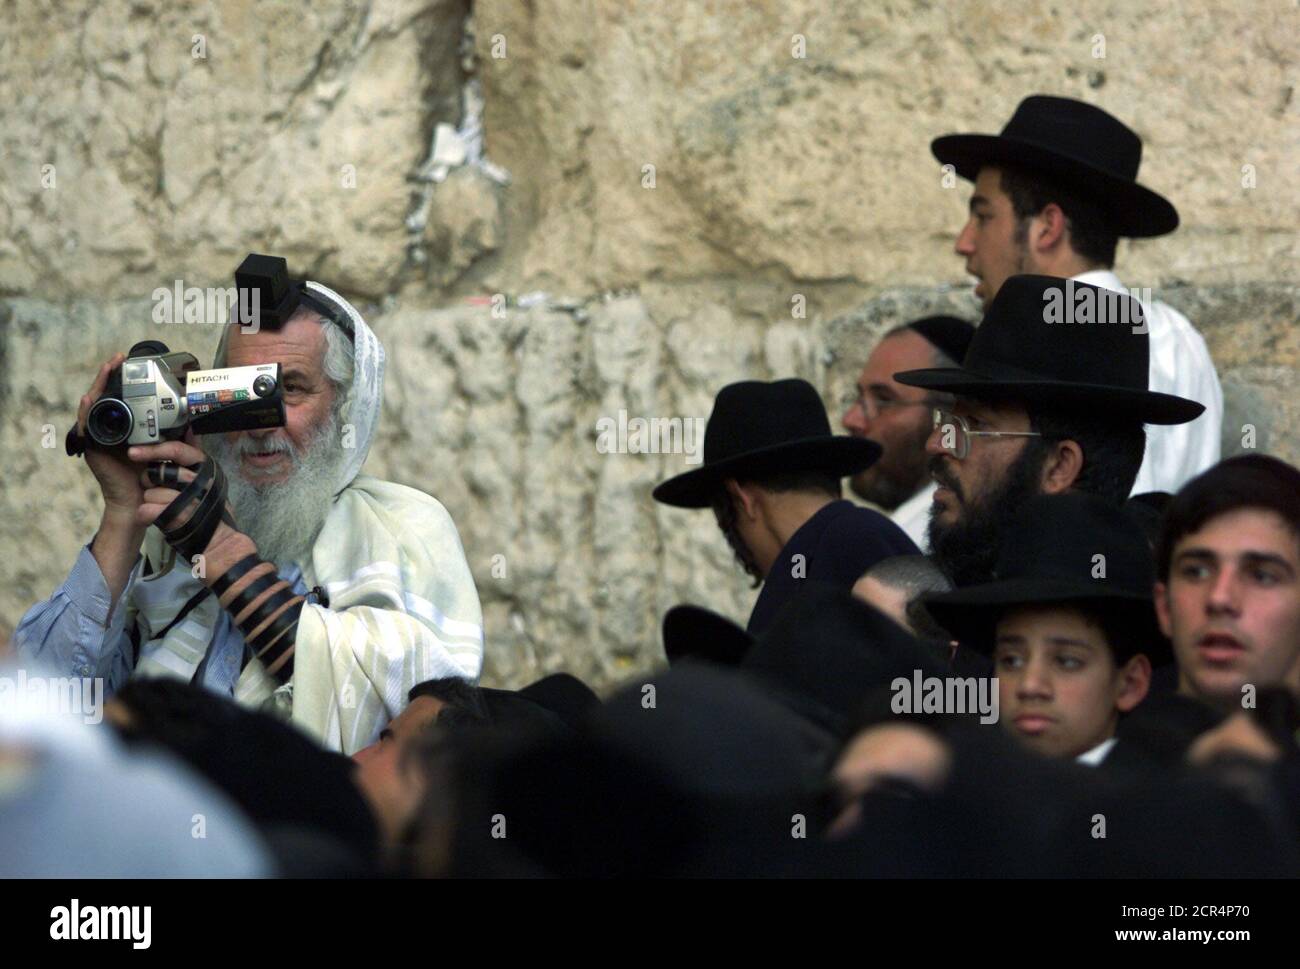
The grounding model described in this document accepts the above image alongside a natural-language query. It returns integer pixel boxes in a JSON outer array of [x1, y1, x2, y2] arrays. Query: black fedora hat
[[893, 274, 1204, 424], [475, 687, 571, 738], [652, 378, 880, 508], [514, 673, 601, 730], [662, 604, 755, 667], [739, 584, 946, 737], [663, 587, 944, 736], [923, 492, 1171, 664], [931, 95, 1178, 238]]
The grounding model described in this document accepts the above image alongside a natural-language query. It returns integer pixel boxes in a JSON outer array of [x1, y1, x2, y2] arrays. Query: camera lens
[[252, 374, 277, 398], [87, 399, 134, 446], [128, 340, 169, 357]]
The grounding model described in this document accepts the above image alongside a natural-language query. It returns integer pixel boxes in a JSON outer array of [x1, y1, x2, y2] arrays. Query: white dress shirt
[[890, 480, 936, 552], [1076, 736, 1118, 767], [1073, 270, 1223, 496]]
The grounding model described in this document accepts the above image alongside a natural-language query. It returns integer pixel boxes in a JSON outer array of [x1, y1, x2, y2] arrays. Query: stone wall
[[1, 0, 1296, 690]]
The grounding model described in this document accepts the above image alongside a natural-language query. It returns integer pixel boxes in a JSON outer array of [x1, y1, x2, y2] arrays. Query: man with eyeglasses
[[841, 316, 975, 550], [893, 274, 1205, 588]]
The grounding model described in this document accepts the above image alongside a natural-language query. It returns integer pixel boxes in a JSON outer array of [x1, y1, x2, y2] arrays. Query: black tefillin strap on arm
[[149, 458, 229, 563], [211, 552, 305, 681], [151, 458, 303, 681], [149, 461, 238, 528]]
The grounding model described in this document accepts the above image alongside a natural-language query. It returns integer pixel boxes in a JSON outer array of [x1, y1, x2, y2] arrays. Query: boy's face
[[993, 604, 1150, 759], [1156, 508, 1300, 711], [351, 696, 445, 841]]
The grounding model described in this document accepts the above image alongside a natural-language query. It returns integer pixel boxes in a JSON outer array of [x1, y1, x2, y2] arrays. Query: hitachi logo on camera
[[151, 280, 262, 334], [1041, 280, 1151, 333]]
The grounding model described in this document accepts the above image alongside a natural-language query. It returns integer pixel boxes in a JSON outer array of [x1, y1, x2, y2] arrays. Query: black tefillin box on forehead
[[234, 252, 355, 339]]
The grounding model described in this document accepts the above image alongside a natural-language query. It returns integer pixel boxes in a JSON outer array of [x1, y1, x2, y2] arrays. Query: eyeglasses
[[843, 390, 934, 420], [932, 408, 1042, 460]]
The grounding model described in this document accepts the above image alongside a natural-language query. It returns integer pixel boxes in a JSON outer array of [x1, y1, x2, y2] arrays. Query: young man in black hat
[[893, 273, 1204, 587], [653, 378, 918, 635], [933, 94, 1223, 496], [841, 315, 976, 549], [925, 493, 1166, 764]]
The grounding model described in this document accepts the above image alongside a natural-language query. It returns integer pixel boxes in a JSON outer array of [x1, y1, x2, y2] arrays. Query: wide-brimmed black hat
[[514, 673, 601, 730], [663, 604, 755, 666], [475, 688, 569, 737], [663, 585, 945, 735], [740, 585, 947, 736], [652, 378, 880, 508], [923, 492, 1171, 664], [931, 95, 1178, 238], [893, 274, 1204, 424]]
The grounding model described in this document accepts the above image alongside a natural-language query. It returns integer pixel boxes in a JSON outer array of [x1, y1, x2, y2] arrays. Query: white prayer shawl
[[127, 280, 485, 754]]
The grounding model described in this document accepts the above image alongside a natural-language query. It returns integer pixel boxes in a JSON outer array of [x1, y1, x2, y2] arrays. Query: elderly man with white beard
[[16, 262, 485, 754]]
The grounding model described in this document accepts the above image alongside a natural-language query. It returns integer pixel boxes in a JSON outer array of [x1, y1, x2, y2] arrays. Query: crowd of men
[[4, 95, 1298, 877]]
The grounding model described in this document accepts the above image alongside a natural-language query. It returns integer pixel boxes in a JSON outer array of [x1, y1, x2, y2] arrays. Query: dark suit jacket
[[746, 500, 918, 636], [1102, 690, 1224, 777]]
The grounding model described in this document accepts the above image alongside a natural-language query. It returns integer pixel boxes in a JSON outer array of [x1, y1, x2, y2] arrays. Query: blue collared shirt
[[15, 543, 307, 697]]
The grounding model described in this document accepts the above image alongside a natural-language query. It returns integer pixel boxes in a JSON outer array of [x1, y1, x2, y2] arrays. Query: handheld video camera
[[66, 339, 285, 456], [66, 253, 350, 457]]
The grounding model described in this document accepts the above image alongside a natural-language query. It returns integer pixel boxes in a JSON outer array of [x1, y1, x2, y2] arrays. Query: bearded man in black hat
[[893, 274, 1204, 589], [933, 95, 1223, 497], [653, 379, 918, 635]]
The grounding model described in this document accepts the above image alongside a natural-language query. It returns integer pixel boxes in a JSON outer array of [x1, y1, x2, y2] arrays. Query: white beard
[[208, 412, 341, 570]]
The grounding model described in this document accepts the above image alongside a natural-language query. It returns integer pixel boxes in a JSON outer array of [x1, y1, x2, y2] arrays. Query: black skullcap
[[906, 315, 977, 364]]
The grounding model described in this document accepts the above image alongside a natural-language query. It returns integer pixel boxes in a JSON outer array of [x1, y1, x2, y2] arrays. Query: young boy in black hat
[[925, 492, 1168, 763], [653, 378, 917, 635]]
